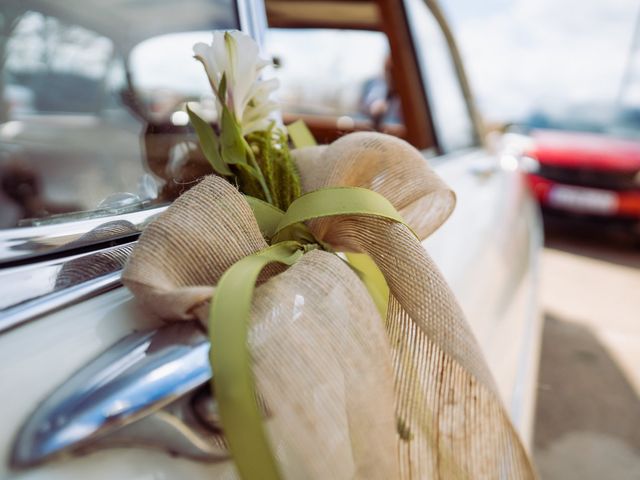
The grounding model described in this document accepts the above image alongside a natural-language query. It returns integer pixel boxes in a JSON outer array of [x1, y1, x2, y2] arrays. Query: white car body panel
[[426, 149, 543, 445]]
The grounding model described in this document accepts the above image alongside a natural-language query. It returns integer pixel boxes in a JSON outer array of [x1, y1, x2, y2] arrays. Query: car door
[[400, 0, 543, 447]]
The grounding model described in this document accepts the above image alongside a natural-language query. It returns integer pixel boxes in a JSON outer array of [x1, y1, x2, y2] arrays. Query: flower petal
[[193, 31, 278, 134]]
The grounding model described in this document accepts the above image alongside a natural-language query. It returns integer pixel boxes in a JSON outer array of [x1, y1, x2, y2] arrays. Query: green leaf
[[220, 103, 248, 165], [215, 73, 248, 166], [217, 73, 227, 107], [186, 104, 232, 176], [235, 163, 265, 200], [235, 162, 262, 181]]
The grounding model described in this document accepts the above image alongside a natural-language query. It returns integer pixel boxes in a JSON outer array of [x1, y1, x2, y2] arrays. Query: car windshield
[[0, 0, 238, 229], [521, 105, 640, 141]]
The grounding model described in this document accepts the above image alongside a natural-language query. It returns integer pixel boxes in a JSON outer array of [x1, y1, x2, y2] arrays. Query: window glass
[[404, 0, 476, 153], [265, 28, 403, 130], [0, 0, 237, 229]]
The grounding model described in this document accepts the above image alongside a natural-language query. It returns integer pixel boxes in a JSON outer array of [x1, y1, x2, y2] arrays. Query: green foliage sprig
[[245, 125, 301, 210], [187, 74, 301, 210]]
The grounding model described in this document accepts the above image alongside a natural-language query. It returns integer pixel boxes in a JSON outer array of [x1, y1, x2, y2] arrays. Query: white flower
[[193, 31, 279, 135]]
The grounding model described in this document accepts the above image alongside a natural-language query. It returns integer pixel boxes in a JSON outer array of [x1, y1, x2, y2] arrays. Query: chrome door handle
[[11, 321, 228, 468]]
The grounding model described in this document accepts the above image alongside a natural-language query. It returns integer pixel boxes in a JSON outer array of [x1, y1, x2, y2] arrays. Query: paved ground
[[533, 225, 640, 480]]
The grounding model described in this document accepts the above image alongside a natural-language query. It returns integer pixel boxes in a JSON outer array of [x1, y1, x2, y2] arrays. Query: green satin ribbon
[[286, 119, 317, 149], [244, 196, 285, 240], [210, 185, 408, 480], [275, 187, 412, 237], [344, 252, 390, 321], [209, 241, 308, 480]]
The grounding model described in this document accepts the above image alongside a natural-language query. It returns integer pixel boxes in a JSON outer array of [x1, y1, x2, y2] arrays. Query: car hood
[[530, 129, 640, 171]]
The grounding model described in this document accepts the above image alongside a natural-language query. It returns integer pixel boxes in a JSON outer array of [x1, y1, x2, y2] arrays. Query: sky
[[440, 0, 640, 122]]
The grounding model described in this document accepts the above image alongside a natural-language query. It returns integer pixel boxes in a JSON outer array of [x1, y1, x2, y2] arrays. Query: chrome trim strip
[[0, 242, 135, 333], [0, 272, 122, 334], [422, 0, 485, 146], [237, 0, 268, 45], [0, 205, 166, 266]]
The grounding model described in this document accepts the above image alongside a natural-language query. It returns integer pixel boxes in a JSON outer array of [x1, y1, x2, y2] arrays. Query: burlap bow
[[122, 132, 536, 479]]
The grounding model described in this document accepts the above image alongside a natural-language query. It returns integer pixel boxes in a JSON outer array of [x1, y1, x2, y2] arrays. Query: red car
[[516, 110, 640, 233]]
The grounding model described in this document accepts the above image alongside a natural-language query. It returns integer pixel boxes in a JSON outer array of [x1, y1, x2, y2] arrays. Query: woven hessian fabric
[[122, 132, 536, 479]]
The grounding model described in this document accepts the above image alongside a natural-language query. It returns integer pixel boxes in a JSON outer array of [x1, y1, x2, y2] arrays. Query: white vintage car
[[0, 0, 543, 478]]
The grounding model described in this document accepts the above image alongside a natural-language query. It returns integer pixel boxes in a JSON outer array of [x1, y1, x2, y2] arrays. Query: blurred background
[[444, 0, 640, 478], [445, 0, 640, 126]]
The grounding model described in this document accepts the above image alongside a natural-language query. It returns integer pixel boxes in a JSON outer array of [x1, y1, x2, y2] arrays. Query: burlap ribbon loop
[[123, 132, 536, 479]]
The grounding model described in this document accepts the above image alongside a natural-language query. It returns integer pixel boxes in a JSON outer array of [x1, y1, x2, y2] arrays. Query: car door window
[[264, 28, 404, 135], [404, 0, 476, 154], [0, 0, 238, 229]]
